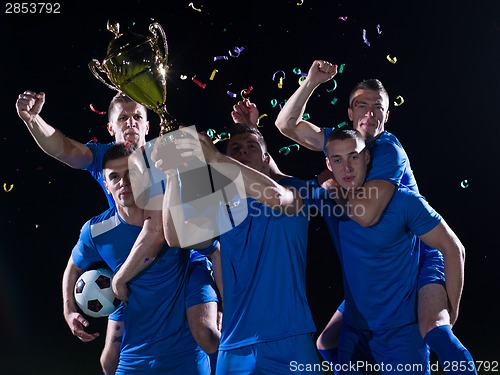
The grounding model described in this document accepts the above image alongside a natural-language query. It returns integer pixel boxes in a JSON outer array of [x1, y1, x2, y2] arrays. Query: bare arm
[[346, 180, 396, 227], [62, 256, 100, 341], [16, 91, 93, 169], [111, 209, 166, 303], [418, 220, 465, 325], [208, 243, 223, 303], [275, 60, 337, 151]]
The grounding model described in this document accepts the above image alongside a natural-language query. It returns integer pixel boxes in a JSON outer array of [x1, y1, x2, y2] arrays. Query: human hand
[[317, 168, 340, 191], [64, 311, 100, 342], [231, 99, 259, 128], [112, 275, 129, 304], [172, 126, 220, 164], [16, 91, 45, 123], [306, 60, 338, 86]]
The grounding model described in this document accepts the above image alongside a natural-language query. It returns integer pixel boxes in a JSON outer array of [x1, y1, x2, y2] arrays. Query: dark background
[[0, 0, 498, 373]]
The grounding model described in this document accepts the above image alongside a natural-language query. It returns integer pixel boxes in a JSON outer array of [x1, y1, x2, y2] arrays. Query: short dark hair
[[108, 93, 148, 122], [224, 123, 268, 153], [348, 79, 389, 107], [326, 128, 365, 146], [102, 142, 133, 170]]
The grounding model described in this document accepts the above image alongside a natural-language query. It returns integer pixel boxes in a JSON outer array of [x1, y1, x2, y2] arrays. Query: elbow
[[275, 116, 298, 134]]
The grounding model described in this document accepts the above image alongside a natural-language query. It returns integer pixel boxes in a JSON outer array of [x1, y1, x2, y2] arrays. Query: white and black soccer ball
[[74, 268, 120, 318]]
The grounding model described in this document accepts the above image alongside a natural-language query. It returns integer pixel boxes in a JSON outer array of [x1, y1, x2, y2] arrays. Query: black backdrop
[[0, 1, 498, 373]]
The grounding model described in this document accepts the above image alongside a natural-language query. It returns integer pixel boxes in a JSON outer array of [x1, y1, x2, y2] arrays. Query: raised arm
[[62, 256, 100, 342], [275, 60, 337, 151], [418, 220, 465, 325], [16, 91, 93, 169]]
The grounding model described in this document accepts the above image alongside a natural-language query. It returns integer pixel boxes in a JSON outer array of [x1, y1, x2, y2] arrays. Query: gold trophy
[[89, 20, 180, 139]]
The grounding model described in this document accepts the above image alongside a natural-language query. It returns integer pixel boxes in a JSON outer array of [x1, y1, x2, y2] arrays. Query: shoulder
[[370, 131, 407, 158], [87, 207, 121, 239]]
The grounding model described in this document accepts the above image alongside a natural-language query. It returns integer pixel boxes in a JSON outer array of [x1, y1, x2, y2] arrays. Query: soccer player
[[16, 91, 221, 373], [275, 61, 477, 374], [157, 124, 325, 374], [322, 128, 470, 373], [62, 142, 216, 374]]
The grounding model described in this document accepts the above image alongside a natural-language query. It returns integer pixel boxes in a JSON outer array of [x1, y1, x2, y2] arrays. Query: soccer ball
[[74, 268, 120, 318]]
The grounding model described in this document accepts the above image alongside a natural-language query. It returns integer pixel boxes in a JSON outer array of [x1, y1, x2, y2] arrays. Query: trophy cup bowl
[[89, 20, 179, 139]]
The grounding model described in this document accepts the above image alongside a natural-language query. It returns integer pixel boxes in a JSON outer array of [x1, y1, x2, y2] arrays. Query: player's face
[[225, 133, 269, 173], [107, 102, 149, 147], [325, 138, 370, 191], [348, 89, 389, 141], [103, 157, 136, 207]]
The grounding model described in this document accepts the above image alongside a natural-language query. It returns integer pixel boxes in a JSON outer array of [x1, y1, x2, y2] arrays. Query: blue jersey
[[332, 187, 441, 330], [72, 206, 215, 367], [82, 141, 218, 318], [197, 176, 317, 350]]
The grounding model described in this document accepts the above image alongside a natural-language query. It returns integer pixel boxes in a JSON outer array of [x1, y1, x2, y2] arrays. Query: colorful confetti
[[3, 183, 14, 192], [188, 2, 202, 12], [192, 76, 207, 89], [209, 69, 218, 80], [460, 180, 470, 188], [326, 80, 337, 92], [362, 29, 371, 46], [386, 54, 398, 64], [393, 95, 404, 106], [89, 103, 106, 115], [279, 143, 300, 156]]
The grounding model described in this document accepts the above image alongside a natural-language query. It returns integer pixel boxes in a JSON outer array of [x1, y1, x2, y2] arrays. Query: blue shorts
[[418, 242, 445, 289], [186, 251, 219, 309], [216, 333, 322, 374], [338, 322, 429, 374], [116, 347, 210, 374]]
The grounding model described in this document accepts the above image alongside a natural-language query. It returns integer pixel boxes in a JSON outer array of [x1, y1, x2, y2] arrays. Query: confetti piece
[[89, 103, 106, 115], [386, 55, 397, 64], [227, 91, 237, 98], [214, 56, 229, 61], [228, 46, 245, 58], [393, 95, 404, 106], [337, 121, 348, 128], [90, 136, 99, 143], [298, 76, 306, 85], [144, 257, 150, 264], [240, 86, 253, 99], [278, 77, 284, 89], [362, 29, 371, 46], [180, 75, 188, 80], [296, 0, 304, 5], [326, 80, 337, 92], [338, 16, 348, 21], [209, 69, 218, 80], [256, 114, 267, 127], [330, 97, 338, 105], [460, 180, 469, 188], [271, 99, 278, 107], [3, 183, 13, 192], [188, 2, 202, 12], [338, 64, 345, 73], [377, 24, 382, 34], [279, 143, 300, 156], [272, 70, 286, 81], [192, 76, 207, 89], [302, 113, 310, 121]]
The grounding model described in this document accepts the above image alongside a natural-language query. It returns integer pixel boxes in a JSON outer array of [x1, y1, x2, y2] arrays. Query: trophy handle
[[88, 59, 120, 93], [149, 22, 168, 62]]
